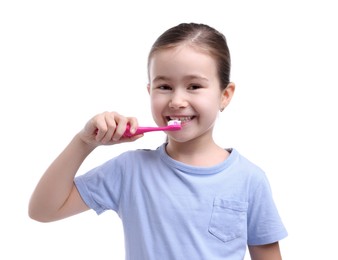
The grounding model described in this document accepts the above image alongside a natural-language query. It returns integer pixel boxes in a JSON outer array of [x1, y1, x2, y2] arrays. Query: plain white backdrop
[[1, 0, 337, 259]]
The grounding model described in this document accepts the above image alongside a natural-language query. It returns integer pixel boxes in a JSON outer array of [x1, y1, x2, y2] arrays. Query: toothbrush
[[123, 120, 182, 137]]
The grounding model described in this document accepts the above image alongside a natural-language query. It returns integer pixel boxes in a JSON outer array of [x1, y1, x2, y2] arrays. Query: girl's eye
[[188, 84, 202, 90], [158, 85, 172, 90]]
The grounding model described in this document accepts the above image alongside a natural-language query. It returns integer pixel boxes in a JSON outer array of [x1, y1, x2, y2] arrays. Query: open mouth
[[166, 116, 195, 123]]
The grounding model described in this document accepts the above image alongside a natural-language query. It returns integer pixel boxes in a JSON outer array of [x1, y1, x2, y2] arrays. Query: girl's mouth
[[166, 116, 195, 124]]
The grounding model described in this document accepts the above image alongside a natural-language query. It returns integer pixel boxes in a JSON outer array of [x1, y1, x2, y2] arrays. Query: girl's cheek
[[151, 95, 168, 107]]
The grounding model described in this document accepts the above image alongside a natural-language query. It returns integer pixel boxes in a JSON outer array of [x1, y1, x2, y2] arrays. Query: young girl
[[29, 23, 287, 260]]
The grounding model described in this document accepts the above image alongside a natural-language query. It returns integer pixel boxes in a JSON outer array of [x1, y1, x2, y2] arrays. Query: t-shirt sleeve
[[247, 173, 288, 245], [74, 155, 125, 215]]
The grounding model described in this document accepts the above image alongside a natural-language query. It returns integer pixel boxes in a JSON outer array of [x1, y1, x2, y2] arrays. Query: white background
[[1, 0, 337, 259]]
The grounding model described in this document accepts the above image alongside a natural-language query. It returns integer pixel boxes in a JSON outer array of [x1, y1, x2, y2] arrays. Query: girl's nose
[[169, 92, 188, 109]]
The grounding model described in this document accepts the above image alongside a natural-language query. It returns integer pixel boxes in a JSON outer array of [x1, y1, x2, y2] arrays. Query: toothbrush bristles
[[167, 120, 182, 130], [168, 120, 181, 126]]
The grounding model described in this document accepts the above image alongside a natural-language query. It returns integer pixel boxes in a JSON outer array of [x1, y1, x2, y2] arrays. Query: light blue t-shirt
[[75, 144, 287, 260]]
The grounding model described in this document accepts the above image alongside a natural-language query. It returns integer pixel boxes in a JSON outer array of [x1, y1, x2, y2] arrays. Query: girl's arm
[[248, 242, 282, 260], [28, 112, 141, 222]]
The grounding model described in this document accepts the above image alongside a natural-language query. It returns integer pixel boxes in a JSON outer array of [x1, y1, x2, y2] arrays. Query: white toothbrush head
[[167, 120, 182, 130]]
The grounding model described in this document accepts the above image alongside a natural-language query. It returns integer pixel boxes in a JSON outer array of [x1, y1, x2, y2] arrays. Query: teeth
[[169, 116, 193, 122]]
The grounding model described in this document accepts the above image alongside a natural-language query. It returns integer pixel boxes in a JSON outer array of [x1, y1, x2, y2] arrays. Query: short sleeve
[[74, 155, 125, 215], [247, 174, 288, 245]]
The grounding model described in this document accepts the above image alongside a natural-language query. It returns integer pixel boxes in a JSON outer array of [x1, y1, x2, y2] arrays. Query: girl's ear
[[147, 84, 151, 95], [220, 82, 235, 111]]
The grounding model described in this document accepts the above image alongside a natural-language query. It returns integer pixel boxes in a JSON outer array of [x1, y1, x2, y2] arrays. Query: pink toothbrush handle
[[123, 125, 180, 137], [123, 126, 161, 137]]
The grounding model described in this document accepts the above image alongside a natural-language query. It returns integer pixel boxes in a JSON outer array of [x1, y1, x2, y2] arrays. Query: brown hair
[[147, 23, 231, 90]]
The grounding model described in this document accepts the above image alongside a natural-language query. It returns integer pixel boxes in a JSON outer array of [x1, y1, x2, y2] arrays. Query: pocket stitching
[[208, 199, 248, 243]]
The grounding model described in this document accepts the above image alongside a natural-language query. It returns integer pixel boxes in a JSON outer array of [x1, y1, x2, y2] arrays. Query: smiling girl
[[29, 23, 287, 260]]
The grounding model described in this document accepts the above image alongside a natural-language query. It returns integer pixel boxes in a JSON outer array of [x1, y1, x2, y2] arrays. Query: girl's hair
[[147, 23, 231, 90]]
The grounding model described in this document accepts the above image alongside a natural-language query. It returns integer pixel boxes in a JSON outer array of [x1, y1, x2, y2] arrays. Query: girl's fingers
[[111, 114, 129, 141], [127, 117, 139, 135], [101, 112, 120, 143], [91, 112, 140, 144]]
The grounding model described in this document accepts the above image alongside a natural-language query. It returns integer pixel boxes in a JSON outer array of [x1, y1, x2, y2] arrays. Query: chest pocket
[[208, 198, 248, 243]]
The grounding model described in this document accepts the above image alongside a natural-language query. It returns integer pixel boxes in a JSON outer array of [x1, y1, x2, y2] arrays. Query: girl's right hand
[[79, 111, 142, 147]]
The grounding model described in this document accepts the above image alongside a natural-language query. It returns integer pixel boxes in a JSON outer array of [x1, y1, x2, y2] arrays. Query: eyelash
[[157, 84, 202, 90], [158, 85, 171, 90], [188, 84, 202, 90]]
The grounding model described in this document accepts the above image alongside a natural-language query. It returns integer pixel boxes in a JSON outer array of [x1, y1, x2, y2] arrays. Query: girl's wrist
[[74, 132, 97, 154]]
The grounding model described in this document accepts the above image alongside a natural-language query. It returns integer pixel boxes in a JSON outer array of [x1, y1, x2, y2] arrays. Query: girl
[[29, 23, 287, 260]]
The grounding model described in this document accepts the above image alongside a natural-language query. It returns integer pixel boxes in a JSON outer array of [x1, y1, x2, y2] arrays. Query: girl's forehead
[[148, 45, 219, 82], [150, 45, 215, 67], [153, 43, 210, 57]]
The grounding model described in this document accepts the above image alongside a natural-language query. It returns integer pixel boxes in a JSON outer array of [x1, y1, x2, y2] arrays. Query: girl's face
[[148, 45, 233, 143]]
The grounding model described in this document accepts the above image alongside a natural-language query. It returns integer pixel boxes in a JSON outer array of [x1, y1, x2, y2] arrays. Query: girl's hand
[[79, 111, 142, 147]]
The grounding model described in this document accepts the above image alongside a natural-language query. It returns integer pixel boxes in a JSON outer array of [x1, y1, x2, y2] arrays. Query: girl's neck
[[166, 137, 229, 167]]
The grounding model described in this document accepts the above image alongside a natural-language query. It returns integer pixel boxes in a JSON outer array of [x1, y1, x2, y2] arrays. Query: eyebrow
[[152, 75, 209, 83], [152, 76, 170, 83]]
